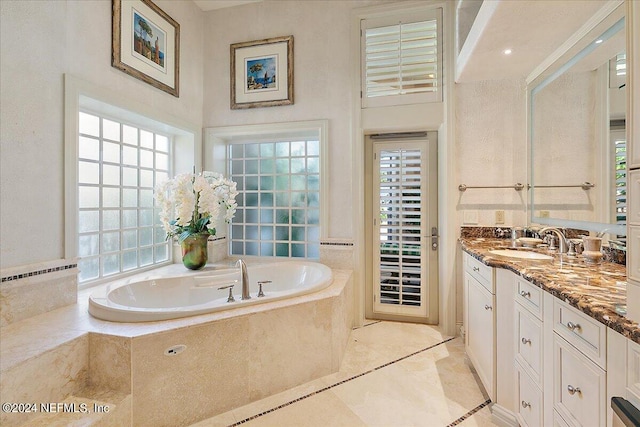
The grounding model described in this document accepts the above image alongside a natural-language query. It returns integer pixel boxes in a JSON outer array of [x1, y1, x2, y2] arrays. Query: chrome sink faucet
[[236, 259, 251, 300], [539, 227, 568, 253]]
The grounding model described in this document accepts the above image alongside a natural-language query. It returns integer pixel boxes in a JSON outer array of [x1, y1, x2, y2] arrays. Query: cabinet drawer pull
[[473, 266, 480, 272], [567, 385, 581, 395], [567, 321, 581, 331], [521, 337, 531, 345], [519, 290, 531, 298], [484, 305, 492, 310], [521, 401, 531, 409]]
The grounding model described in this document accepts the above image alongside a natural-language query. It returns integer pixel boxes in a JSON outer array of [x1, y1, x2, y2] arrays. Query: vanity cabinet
[[463, 253, 495, 401], [515, 276, 544, 427], [628, 0, 640, 322]]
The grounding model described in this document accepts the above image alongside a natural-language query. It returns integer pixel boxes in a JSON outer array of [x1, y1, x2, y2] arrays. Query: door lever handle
[[431, 227, 439, 251]]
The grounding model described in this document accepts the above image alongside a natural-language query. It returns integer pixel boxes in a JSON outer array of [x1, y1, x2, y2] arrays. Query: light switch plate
[[495, 210, 505, 224]]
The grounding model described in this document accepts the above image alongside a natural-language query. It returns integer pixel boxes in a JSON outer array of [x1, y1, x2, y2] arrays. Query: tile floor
[[191, 320, 498, 427]]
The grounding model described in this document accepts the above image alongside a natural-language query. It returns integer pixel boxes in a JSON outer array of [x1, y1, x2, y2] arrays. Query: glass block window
[[77, 111, 171, 284], [229, 140, 320, 258]]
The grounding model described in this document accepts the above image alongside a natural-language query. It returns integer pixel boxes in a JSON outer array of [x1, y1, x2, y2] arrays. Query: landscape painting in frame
[[132, 10, 166, 72], [246, 55, 278, 92], [231, 35, 293, 109], [112, 0, 180, 97]]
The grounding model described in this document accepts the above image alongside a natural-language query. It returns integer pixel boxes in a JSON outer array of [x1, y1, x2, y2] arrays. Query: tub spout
[[236, 259, 251, 300]]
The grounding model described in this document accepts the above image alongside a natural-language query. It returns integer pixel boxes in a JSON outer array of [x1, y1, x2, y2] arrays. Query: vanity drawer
[[515, 277, 543, 318], [629, 226, 640, 283], [516, 303, 543, 384], [464, 253, 494, 293], [553, 299, 606, 368], [517, 366, 543, 427], [553, 334, 606, 427], [629, 169, 640, 225]]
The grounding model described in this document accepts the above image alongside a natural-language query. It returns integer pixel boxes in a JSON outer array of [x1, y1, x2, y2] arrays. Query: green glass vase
[[180, 233, 210, 270]]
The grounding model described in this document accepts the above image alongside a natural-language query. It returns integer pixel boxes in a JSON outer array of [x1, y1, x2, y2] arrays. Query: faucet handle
[[257, 280, 272, 297], [218, 284, 235, 302]]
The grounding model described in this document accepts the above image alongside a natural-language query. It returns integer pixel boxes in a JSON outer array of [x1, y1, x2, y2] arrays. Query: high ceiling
[[456, 0, 613, 82], [192, 0, 262, 12]]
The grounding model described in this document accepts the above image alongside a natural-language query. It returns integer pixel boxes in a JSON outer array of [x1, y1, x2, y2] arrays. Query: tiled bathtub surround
[[0, 258, 78, 326], [459, 237, 639, 344], [320, 239, 354, 270], [0, 265, 353, 427]]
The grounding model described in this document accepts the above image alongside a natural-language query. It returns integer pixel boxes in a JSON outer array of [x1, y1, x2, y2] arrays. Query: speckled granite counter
[[459, 237, 640, 344]]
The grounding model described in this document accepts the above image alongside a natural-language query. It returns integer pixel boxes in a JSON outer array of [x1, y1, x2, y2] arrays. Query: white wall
[[0, 0, 204, 269], [455, 79, 529, 228], [202, 0, 390, 239]]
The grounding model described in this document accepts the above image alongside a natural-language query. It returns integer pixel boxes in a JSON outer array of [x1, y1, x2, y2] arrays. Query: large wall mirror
[[529, 4, 627, 238]]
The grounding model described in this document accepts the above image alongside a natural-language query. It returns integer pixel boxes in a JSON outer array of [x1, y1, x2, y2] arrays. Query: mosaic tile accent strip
[[228, 336, 456, 426], [446, 399, 492, 426], [1, 264, 77, 283], [320, 241, 354, 247]]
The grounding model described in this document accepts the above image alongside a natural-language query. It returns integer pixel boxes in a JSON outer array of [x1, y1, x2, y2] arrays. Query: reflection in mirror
[[530, 11, 626, 238]]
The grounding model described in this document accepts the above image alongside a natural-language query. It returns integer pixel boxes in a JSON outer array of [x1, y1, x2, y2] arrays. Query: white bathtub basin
[[488, 249, 553, 261], [89, 261, 333, 322]]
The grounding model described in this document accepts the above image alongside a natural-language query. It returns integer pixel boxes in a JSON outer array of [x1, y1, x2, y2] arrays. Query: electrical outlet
[[495, 210, 505, 224], [539, 210, 550, 218]]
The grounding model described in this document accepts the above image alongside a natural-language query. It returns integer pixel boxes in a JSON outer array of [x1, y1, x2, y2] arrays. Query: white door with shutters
[[372, 137, 437, 319]]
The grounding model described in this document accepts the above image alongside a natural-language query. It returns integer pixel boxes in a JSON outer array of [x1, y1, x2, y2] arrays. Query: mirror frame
[[527, 2, 626, 236]]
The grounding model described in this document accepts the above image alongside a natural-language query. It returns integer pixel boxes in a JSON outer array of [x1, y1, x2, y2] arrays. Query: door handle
[[431, 227, 439, 251]]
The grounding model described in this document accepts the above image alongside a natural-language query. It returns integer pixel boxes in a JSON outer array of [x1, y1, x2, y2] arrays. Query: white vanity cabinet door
[[516, 302, 543, 385], [464, 271, 495, 401], [628, 339, 640, 408], [517, 367, 543, 427], [630, 170, 640, 225], [554, 334, 607, 427]]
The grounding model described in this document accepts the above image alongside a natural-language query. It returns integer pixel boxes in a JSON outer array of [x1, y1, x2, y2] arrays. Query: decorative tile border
[[320, 241, 354, 247], [228, 336, 456, 426], [1, 264, 77, 283], [446, 399, 492, 426]]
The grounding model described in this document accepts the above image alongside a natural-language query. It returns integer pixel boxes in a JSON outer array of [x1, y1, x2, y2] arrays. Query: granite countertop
[[459, 237, 640, 344]]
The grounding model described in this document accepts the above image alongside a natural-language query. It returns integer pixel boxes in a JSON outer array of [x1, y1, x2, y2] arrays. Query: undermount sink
[[488, 249, 554, 261]]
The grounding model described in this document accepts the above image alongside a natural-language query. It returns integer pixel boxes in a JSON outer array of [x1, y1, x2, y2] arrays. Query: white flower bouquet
[[154, 171, 238, 243]]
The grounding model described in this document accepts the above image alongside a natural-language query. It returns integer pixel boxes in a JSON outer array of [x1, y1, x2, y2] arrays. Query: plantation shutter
[[361, 8, 442, 108], [375, 146, 426, 313]]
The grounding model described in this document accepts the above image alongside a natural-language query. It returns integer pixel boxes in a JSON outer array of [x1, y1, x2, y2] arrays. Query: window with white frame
[[361, 7, 442, 108], [228, 138, 321, 258], [76, 111, 171, 284]]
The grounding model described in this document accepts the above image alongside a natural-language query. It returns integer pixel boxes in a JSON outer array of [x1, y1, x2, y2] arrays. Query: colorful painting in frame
[[112, 0, 180, 97], [231, 36, 293, 109]]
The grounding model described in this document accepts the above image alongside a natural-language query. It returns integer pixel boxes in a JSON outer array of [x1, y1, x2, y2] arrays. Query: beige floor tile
[[189, 321, 493, 427], [458, 406, 499, 426], [189, 410, 237, 427], [240, 390, 367, 427]]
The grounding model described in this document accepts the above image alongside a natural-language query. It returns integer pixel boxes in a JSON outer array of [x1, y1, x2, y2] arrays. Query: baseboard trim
[[491, 403, 518, 427]]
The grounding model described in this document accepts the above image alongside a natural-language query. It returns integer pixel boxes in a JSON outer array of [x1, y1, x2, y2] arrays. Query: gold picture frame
[[230, 35, 294, 109], [112, 0, 180, 97]]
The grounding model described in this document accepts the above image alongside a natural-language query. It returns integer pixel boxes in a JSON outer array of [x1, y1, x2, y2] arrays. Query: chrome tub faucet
[[236, 259, 251, 300]]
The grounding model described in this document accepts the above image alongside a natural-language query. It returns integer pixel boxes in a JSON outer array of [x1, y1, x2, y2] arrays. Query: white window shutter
[[361, 8, 442, 108]]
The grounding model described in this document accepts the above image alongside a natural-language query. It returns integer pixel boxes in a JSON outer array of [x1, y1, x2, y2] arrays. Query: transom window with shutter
[[361, 8, 442, 108]]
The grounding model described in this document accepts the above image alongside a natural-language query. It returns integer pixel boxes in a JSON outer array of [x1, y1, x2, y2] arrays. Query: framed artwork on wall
[[112, 0, 180, 97], [230, 35, 294, 109]]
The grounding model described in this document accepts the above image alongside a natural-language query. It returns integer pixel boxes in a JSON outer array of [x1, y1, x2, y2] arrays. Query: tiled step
[[17, 392, 131, 427]]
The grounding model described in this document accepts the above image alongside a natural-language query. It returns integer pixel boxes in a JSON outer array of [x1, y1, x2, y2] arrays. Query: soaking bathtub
[[88, 260, 333, 322]]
